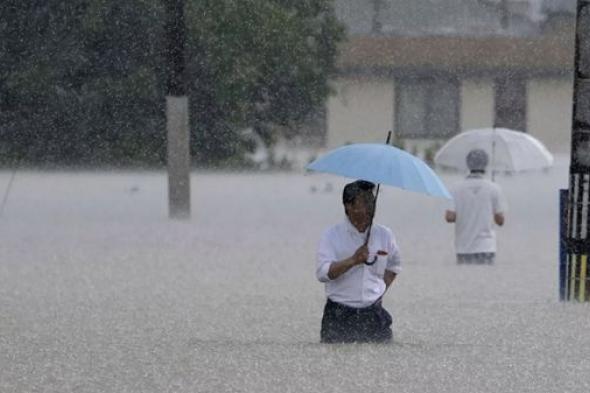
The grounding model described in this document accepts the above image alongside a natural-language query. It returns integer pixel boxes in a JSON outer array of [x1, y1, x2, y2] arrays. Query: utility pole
[[371, 0, 383, 35], [565, 1, 590, 301], [500, 0, 509, 30], [165, 0, 191, 219], [477, 0, 509, 30]]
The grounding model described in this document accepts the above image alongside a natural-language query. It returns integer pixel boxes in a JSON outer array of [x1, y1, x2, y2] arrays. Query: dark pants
[[320, 298, 393, 343], [457, 252, 495, 265]]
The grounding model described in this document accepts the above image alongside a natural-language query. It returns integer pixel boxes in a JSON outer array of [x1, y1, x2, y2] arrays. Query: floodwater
[[1, 155, 589, 393]]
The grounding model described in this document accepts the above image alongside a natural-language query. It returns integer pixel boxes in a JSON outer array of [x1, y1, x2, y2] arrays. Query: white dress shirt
[[316, 218, 402, 308], [449, 174, 507, 254]]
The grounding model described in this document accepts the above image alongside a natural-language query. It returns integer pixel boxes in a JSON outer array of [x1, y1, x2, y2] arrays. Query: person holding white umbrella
[[434, 127, 554, 179], [445, 149, 508, 264]]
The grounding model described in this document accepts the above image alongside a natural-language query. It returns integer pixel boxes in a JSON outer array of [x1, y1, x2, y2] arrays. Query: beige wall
[[326, 76, 394, 148], [325, 75, 573, 155], [460, 79, 494, 132], [527, 78, 573, 153]]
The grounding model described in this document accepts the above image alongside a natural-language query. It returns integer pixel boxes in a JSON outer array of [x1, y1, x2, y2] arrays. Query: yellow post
[[579, 254, 588, 301], [569, 254, 577, 301]]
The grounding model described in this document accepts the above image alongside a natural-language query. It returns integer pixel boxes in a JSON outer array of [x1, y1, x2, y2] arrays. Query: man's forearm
[[327, 257, 357, 280]]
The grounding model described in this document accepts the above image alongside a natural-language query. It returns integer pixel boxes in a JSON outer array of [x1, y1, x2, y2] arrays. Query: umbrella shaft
[[365, 183, 381, 244], [365, 130, 390, 245]]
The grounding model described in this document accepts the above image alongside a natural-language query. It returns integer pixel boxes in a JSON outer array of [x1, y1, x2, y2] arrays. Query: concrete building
[[325, 0, 576, 155]]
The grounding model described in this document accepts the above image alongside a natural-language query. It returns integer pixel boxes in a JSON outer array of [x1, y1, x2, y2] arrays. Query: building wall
[[460, 79, 495, 131], [527, 77, 573, 153], [326, 74, 573, 154], [326, 76, 394, 148]]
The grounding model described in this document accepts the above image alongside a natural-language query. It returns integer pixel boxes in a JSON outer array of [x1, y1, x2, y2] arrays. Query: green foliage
[[185, 0, 344, 165], [391, 131, 405, 150], [0, 0, 344, 167], [423, 141, 442, 167], [423, 145, 435, 167], [0, 0, 166, 166]]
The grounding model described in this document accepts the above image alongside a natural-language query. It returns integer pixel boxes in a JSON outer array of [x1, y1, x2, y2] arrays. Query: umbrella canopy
[[434, 127, 554, 172], [306, 143, 451, 199]]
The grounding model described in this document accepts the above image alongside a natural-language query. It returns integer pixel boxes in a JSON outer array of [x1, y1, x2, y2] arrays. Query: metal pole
[[165, 0, 191, 219], [559, 189, 568, 301], [371, 0, 383, 35], [565, 1, 590, 301], [500, 0, 509, 30], [491, 127, 496, 182], [0, 168, 16, 218]]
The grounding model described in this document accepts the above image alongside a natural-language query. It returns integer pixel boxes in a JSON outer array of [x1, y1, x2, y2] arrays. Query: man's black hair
[[342, 180, 375, 205], [466, 149, 489, 173]]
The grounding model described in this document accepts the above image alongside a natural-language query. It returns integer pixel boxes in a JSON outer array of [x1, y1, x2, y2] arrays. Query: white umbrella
[[434, 127, 554, 174]]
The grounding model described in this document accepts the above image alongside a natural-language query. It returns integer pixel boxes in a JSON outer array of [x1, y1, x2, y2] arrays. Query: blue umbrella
[[306, 143, 451, 199], [307, 134, 451, 265]]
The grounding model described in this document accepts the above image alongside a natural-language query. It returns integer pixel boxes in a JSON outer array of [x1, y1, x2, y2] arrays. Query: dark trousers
[[457, 252, 495, 264], [320, 298, 393, 343]]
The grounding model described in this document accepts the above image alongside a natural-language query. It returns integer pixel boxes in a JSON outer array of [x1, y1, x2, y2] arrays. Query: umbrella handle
[[364, 255, 378, 265]]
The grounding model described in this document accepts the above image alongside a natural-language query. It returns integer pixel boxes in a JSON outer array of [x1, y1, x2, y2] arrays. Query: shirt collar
[[467, 172, 485, 179]]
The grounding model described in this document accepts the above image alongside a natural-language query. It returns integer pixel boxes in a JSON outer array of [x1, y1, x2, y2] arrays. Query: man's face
[[345, 192, 375, 232]]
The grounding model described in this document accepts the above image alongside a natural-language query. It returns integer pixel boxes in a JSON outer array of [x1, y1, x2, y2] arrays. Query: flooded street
[[1, 157, 589, 392], [1, 2, 585, 392]]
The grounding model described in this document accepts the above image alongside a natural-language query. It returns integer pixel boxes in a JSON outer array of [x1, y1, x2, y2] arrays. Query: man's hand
[[327, 243, 369, 280], [384, 270, 397, 289], [351, 243, 370, 265], [445, 210, 456, 223]]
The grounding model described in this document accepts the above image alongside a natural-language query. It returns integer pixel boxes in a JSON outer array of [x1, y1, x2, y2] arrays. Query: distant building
[[325, 0, 576, 154]]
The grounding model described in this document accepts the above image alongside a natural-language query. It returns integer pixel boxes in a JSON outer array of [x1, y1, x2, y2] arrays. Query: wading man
[[445, 149, 507, 264], [316, 180, 401, 343]]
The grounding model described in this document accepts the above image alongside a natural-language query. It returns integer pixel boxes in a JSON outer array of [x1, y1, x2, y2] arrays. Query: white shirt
[[449, 174, 507, 254], [316, 218, 402, 308]]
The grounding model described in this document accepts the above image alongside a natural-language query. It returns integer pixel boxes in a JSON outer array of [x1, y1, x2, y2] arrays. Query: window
[[395, 77, 460, 138], [494, 76, 526, 132]]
